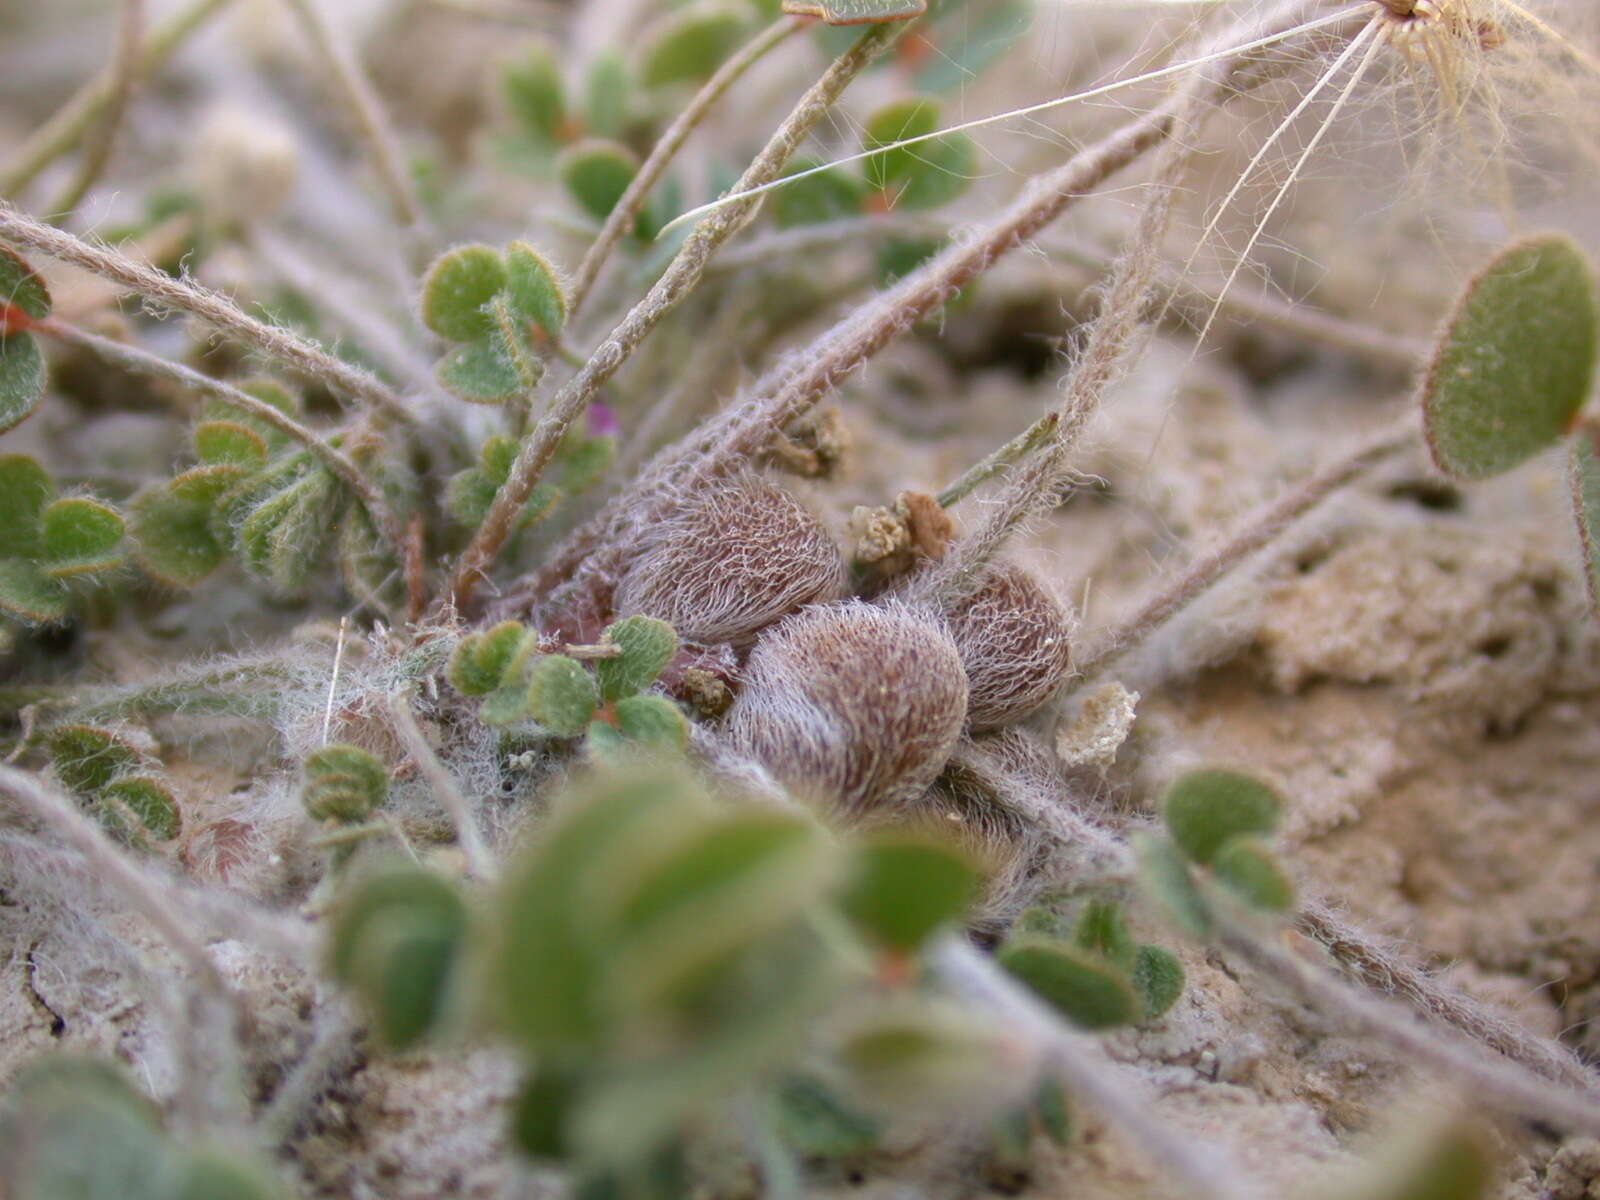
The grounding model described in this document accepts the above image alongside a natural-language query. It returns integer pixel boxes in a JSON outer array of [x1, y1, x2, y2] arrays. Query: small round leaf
[[40, 497, 124, 577], [1423, 234, 1598, 480], [996, 937, 1140, 1031], [0, 559, 68, 623], [1211, 836, 1295, 913], [527, 655, 599, 736], [1161, 768, 1282, 866], [557, 141, 639, 223], [1131, 944, 1185, 1020], [46, 725, 142, 795], [420, 244, 509, 341], [0, 453, 52, 558], [0, 246, 52, 320], [840, 834, 978, 952], [102, 775, 182, 841], [596, 615, 678, 701], [0, 331, 46, 433]]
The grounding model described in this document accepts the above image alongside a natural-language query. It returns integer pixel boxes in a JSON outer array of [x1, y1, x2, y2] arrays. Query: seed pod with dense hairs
[[941, 561, 1074, 731], [724, 600, 968, 820], [611, 473, 847, 647]]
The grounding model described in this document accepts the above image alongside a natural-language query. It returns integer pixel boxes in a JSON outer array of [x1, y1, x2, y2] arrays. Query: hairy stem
[[0, 202, 414, 422], [0, 0, 237, 198], [569, 15, 806, 316], [442, 21, 905, 612], [279, 0, 430, 242], [1213, 890, 1600, 1138], [259, 1000, 363, 1145], [1065, 418, 1415, 689], [387, 689, 495, 880], [0, 766, 230, 998], [48, 0, 145, 222], [38, 317, 409, 556]]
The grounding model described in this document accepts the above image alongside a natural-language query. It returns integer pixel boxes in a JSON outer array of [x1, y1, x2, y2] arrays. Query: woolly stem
[[279, 0, 430, 243], [0, 766, 230, 998], [37, 317, 409, 557], [568, 15, 806, 316], [0, 0, 236, 198], [935, 938, 1259, 1200], [1210, 890, 1600, 1138], [442, 20, 906, 612], [0, 202, 415, 422], [1297, 898, 1597, 1094], [1065, 418, 1415, 690], [387, 689, 496, 880], [937, 413, 1061, 508], [48, 0, 144, 222]]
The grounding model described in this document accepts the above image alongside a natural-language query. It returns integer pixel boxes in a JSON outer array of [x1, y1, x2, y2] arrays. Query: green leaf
[[1131, 944, 1185, 1020], [449, 621, 533, 695], [527, 655, 599, 735], [193, 419, 268, 468], [479, 684, 535, 726], [172, 1147, 284, 1200], [437, 336, 524, 404], [584, 53, 632, 139], [1570, 430, 1600, 616], [350, 910, 463, 1049], [840, 834, 978, 952], [39, 497, 124, 578], [1161, 768, 1282, 866], [601, 812, 836, 1013], [233, 466, 339, 594], [860, 97, 975, 211], [782, 0, 926, 23], [1423, 234, 1598, 480], [510, 1061, 583, 1162], [0, 246, 53, 320], [102, 775, 182, 841], [329, 864, 466, 978], [420, 244, 509, 341], [1211, 836, 1295, 913], [612, 694, 690, 751], [504, 241, 569, 338], [501, 43, 568, 145], [773, 1076, 882, 1159], [494, 775, 682, 1049], [46, 724, 142, 795], [1072, 898, 1137, 971], [596, 615, 679, 701], [0, 559, 68, 623], [0, 453, 52, 558], [302, 743, 389, 823], [329, 865, 467, 1050], [640, 5, 748, 88], [997, 937, 1140, 1030], [1132, 832, 1211, 939], [772, 157, 867, 228], [558, 140, 640, 223], [129, 466, 241, 587], [1339, 1120, 1495, 1200], [206, 378, 301, 452], [837, 999, 1000, 1105], [0, 330, 46, 433], [1033, 1075, 1071, 1145]]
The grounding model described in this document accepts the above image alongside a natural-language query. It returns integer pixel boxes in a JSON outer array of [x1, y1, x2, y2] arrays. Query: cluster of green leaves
[[496, 2, 771, 235], [0, 454, 125, 627], [1134, 769, 1295, 940], [1419, 234, 1600, 613], [448, 615, 689, 757], [444, 416, 615, 534], [45, 724, 180, 845], [998, 896, 1184, 1030], [0, 248, 50, 434], [127, 381, 405, 604], [420, 242, 569, 404], [0, 1054, 281, 1200], [326, 767, 992, 1193], [302, 743, 390, 825]]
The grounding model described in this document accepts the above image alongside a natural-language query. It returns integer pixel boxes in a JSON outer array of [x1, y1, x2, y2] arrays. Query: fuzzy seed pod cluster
[[941, 561, 1074, 730], [724, 600, 968, 820], [612, 473, 847, 647]]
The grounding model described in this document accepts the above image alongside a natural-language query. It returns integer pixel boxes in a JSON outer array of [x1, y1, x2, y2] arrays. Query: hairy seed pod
[[612, 474, 846, 647], [724, 600, 968, 819], [942, 562, 1074, 730]]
